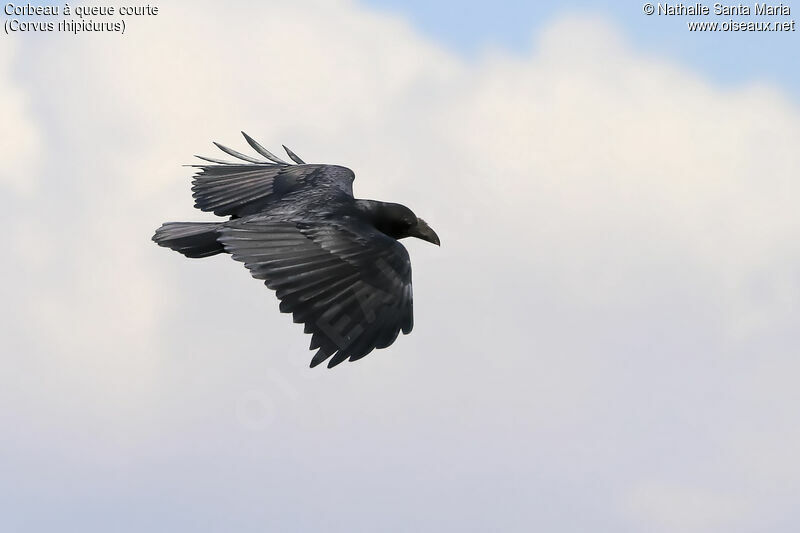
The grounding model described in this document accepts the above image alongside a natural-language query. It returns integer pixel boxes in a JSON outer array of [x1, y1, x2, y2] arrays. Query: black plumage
[[153, 133, 439, 368]]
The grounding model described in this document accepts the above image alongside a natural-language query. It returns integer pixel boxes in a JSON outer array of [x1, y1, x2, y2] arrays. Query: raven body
[[153, 133, 439, 368]]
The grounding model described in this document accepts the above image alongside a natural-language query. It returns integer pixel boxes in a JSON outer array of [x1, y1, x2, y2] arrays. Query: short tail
[[152, 222, 224, 258]]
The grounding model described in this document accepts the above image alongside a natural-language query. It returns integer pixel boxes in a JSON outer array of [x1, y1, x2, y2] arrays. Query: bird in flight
[[153, 133, 440, 368]]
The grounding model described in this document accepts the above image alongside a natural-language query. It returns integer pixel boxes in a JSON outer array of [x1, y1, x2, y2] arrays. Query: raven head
[[358, 200, 440, 245]]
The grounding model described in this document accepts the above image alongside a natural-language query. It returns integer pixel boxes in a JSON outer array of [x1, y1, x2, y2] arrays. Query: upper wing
[[191, 132, 355, 217], [218, 218, 414, 368]]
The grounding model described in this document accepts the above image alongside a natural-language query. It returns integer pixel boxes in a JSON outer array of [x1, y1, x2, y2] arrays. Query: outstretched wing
[[217, 218, 413, 368], [191, 132, 355, 217]]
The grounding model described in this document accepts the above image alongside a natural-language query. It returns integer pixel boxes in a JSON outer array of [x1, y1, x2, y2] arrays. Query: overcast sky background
[[1, 1, 799, 531]]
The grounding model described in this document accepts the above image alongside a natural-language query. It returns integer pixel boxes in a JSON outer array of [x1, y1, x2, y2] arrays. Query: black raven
[[153, 133, 439, 368]]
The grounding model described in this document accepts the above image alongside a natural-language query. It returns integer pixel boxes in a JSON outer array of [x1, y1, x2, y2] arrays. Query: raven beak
[[414, 218, 440, 246]]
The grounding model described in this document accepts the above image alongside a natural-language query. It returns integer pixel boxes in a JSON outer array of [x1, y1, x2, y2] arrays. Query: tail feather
[[153, 222, 224, 258]]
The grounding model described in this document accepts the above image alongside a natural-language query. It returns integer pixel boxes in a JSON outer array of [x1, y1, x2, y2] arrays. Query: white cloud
[[622, 482, 753, 532], [2, 3, 798, 532], [0, 39, 40, 193]]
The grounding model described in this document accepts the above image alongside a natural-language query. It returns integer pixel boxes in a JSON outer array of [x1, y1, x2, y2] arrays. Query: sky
[[366, 0, 800, 96], [1, 1, 799, 532]]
